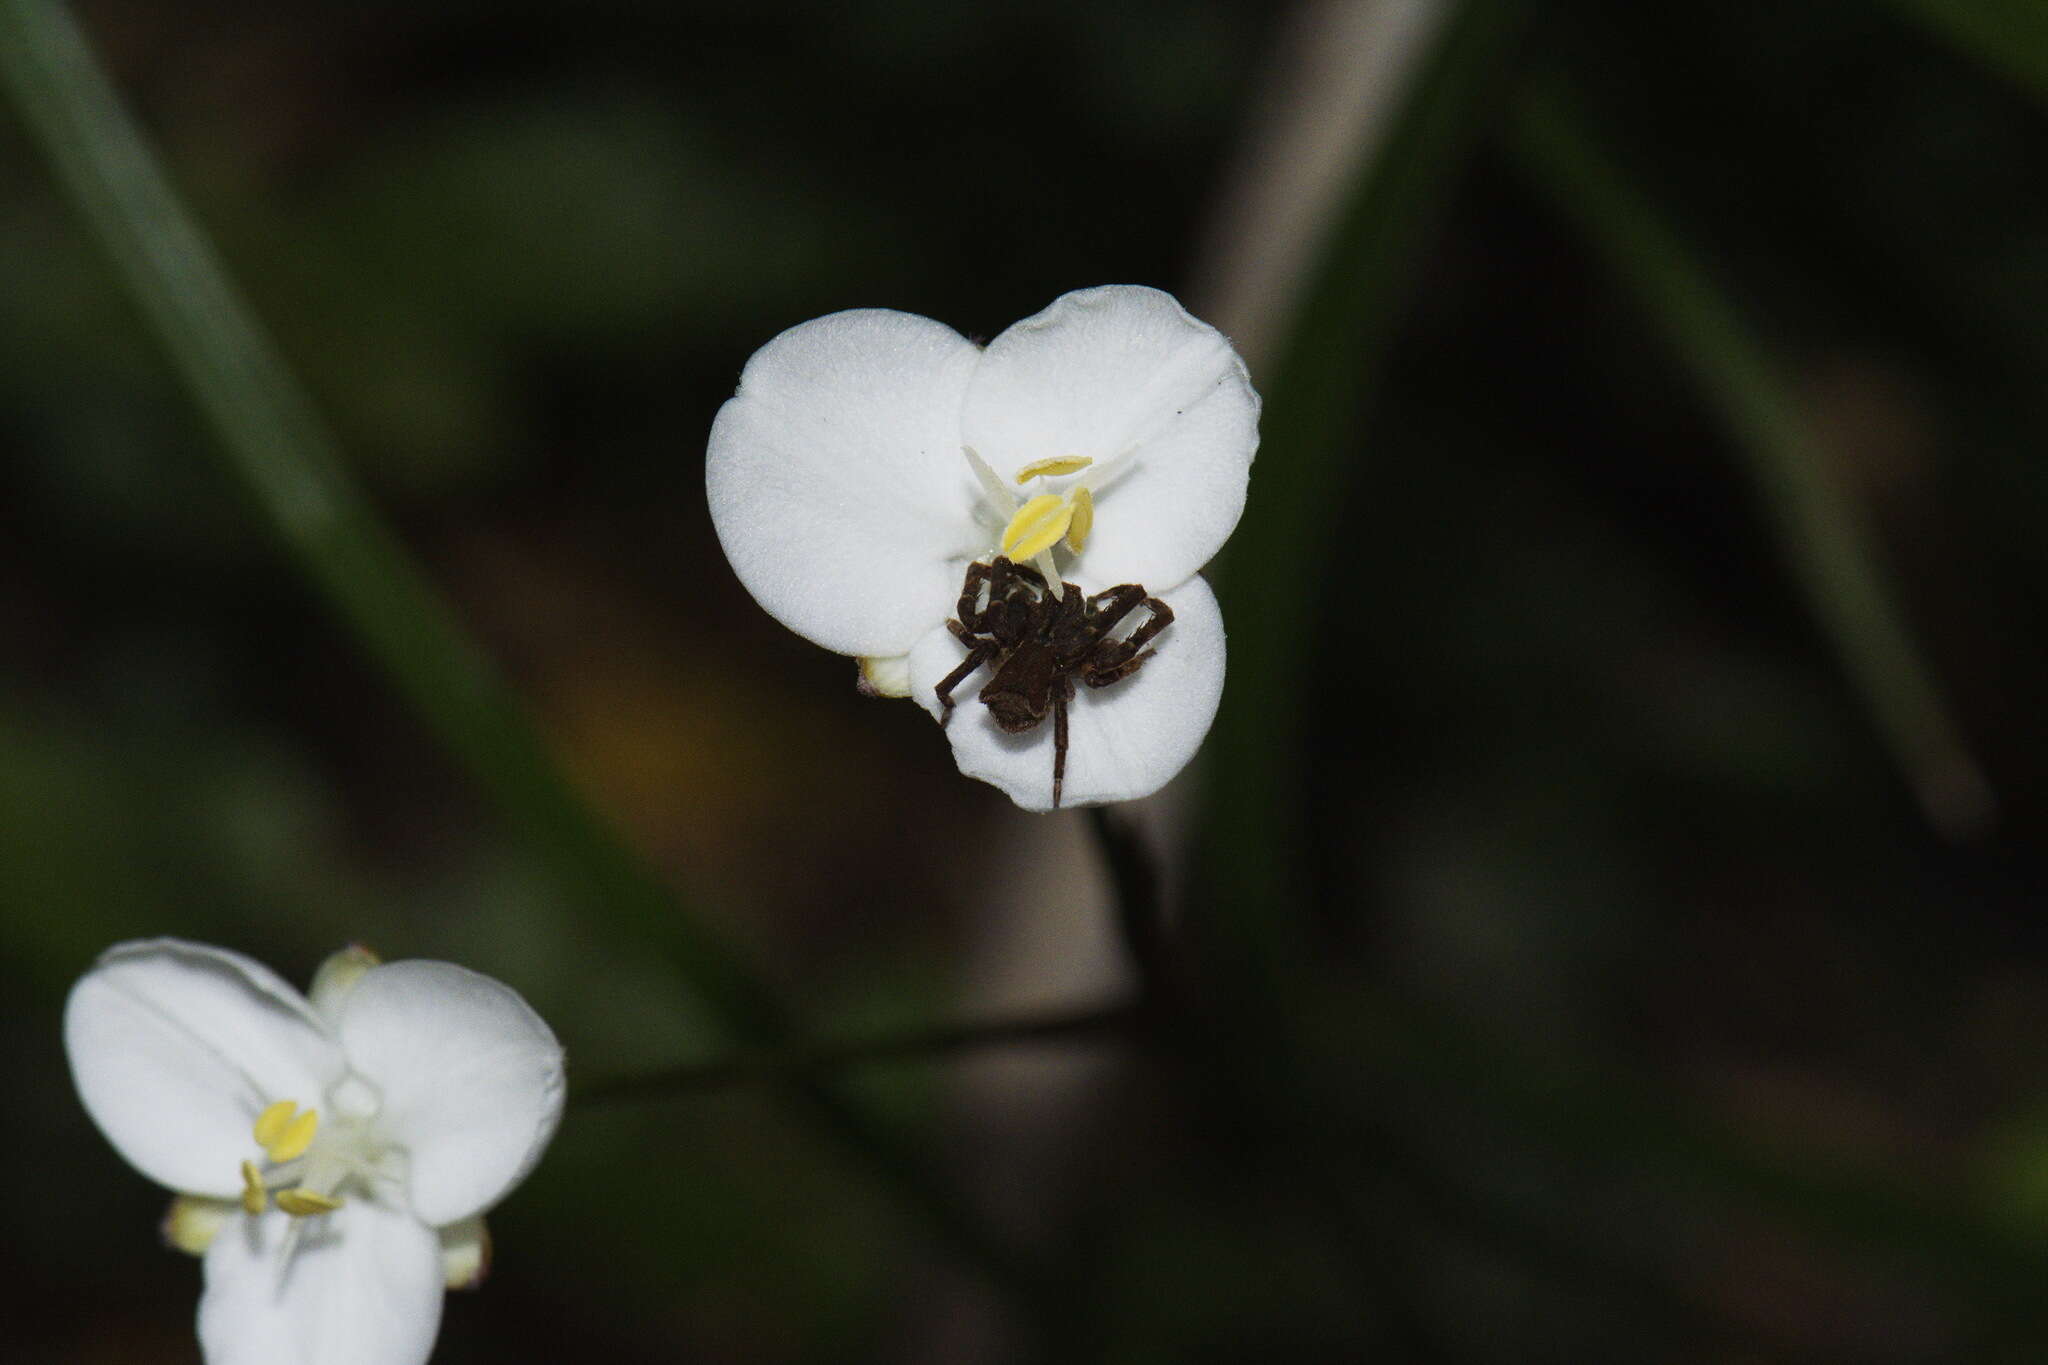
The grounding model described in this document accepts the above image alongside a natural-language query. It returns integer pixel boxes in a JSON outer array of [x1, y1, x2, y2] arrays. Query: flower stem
[[1084, 806, 1180, 1020], [574, 1000, 1140, 1105]]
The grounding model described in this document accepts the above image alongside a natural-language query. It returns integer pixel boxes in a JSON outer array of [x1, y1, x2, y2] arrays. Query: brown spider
[[934, 556, 1173, 807]]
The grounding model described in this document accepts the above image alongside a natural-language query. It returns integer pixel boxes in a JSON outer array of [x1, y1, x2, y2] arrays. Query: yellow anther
[[1065, 485, 1094, 553], [1000, 493, 1073, 561], [239, 1160, 269, 1215], [265, 1108, 320, 1164], [1014, 455, 1093, 483], [252, 1099, 298, 1150], [1007, 505, 1076, 562], [275, 1188, 344, 1217]]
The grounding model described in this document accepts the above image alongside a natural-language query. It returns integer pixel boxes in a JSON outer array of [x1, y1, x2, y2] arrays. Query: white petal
[[961, 286, 1258, 592], [336, 962, 565, 1227], [198, 1202, 443, 1365], [908, 574, 1227, 811], [65, 939, 345, 1198], [707, 307, 987, 656]]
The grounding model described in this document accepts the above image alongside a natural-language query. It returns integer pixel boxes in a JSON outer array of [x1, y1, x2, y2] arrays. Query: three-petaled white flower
[[707, 284, 1259, 810], [65, 938, 566, 1365]]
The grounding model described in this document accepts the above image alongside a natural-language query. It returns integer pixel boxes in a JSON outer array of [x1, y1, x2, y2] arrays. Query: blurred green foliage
[[5, 0, 2048, 1361]]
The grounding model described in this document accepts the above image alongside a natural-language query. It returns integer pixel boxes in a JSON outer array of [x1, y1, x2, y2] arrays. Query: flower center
[[1000, 487, 1093, 561], [237, 1082, 395, 1222], [964, 448, 1123, 600], [997, 456, 1096, 561]]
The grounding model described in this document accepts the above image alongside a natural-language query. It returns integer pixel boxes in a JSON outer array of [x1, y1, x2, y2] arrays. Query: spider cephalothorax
[[934, 556, 1173, 807]]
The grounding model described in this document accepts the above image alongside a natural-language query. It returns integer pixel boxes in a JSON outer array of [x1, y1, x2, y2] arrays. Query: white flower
[[65, 938, 566, 1365], [707, 284, 1259, 810]]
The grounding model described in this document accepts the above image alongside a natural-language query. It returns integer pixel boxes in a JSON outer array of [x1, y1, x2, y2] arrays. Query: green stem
[[0, 0, 771, 1037], [1507, 78, 1993, 839], [577, 1000, 1140, 1105]]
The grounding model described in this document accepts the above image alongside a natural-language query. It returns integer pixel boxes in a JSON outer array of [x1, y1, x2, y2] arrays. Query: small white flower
[[707, 284, 1259, 810], [65, 938, 566, 1365]]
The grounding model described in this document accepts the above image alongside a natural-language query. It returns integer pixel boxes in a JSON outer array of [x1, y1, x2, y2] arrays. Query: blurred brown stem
[[1086, 806, 1183, 1020], [575, 1000, 1142, 1106]]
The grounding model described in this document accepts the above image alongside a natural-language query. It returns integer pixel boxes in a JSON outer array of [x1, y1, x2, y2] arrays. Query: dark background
[[6, 0, 2048, 1360]]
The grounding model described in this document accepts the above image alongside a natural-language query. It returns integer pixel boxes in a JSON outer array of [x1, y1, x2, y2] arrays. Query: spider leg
[[1087, 653, 1154, 688], [997, 556, 1048, 592], [1082, 584, 1147, 632], [956, 560, 996, 628], [983, 556, 1051, 642], [1083, 595, 1175, 683], [935, 643, 995, 718], [1118, 595, 1174, 653], [1051, 673, 1074, 807], [1072, 586, 1147, 666]]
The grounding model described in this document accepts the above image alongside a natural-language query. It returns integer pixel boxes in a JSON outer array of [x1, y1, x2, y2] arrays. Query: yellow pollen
[[1065, 486, 1094, 553], [252, 1099, 298, 1150], [1014, 455, 1093, 483], [1000, 494, 1073, 561], [275, 1188, 344, 1217], [239, 1159, 268, 1215], [265, 1108, 320, 1164]]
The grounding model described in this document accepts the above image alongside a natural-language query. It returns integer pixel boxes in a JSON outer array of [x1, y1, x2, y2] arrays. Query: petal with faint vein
[[199, 1202, 442, 1365], [961, 286, 1258, 592], [337, 962, 565, 1228], [65, 939, 343, 1199], [708, 308, 986, 656]]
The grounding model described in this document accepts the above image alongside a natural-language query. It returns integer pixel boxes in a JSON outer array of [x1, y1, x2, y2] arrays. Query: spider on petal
[[934, 555, 1173, 808], [707, 284, 1256, 809]]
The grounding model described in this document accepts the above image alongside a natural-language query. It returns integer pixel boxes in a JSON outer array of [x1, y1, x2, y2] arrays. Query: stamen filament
[[962, 447, 1017, 517], [1033, 550, 1065, 599], [1075, 441, 1140, 496]]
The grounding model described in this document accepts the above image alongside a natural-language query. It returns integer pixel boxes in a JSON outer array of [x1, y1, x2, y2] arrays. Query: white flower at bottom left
[[64, 938, 566, 1365]]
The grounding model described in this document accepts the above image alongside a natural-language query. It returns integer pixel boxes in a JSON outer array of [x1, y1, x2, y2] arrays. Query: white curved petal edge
[[908, 574, 1227, 811], [65, 939, 343, 1199], [199, 1202, 443, 1365], [707, 307, 987, 657], [336, 961, 566, 1228], [961, 285, 1259, 592]]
